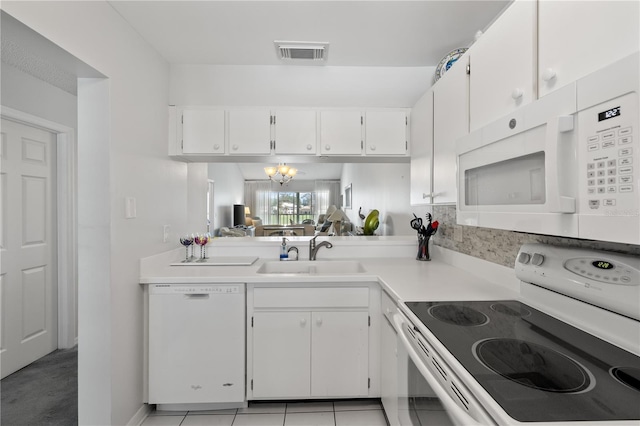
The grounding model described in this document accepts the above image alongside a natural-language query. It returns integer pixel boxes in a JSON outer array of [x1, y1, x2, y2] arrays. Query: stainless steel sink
[[256, 260, 366, 275]]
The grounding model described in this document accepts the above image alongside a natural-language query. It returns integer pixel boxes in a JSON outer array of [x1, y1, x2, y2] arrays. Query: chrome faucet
[[309, 235, 333, 260]]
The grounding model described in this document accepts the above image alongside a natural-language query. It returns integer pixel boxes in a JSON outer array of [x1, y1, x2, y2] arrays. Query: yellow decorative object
[[363, 210, 379, 235]]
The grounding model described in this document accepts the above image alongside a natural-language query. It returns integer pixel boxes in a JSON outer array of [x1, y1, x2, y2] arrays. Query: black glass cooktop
[[405, 300, 640, 422]]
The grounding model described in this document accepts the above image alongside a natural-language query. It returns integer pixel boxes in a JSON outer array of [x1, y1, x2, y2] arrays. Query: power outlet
[[163, 225, 171, 243]]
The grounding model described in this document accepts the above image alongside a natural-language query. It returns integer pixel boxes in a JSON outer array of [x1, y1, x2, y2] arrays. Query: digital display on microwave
[[598, 106, 621, 122], [592, 260, 614, 270]]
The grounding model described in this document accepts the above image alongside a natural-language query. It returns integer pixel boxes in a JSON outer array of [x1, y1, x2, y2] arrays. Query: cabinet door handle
[[542, 68, 556, 82], [316, 317, 323, 326], [325, 144, 331, 151], [232, 144, 239, 151], [213, 144, 221, 151], [306, 144, 313, 150], [300, 318, 307, 326], [370, 145, 376, 151], [511, 88, 524, 100]]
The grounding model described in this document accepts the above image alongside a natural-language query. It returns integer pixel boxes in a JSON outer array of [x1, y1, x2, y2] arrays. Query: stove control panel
[[564, 257, 636, 285], [150, 284, 242, 295], [515, 243, 639, 321]]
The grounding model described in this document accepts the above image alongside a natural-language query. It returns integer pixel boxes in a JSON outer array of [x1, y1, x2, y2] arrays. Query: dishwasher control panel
[[150, 284, 242, 294]]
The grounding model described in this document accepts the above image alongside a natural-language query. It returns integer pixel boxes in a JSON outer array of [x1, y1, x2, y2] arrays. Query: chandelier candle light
[[265, 163, 297, 185]]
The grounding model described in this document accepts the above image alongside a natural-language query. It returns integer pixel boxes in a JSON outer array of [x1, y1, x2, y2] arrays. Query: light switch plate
[[125, 197, 137, 219]]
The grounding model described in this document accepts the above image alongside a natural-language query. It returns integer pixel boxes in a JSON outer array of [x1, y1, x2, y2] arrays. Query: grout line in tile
[[332, 402, 337, 426]]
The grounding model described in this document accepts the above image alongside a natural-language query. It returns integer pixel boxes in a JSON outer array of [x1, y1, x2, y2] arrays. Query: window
[[268, 192, 314, 225]]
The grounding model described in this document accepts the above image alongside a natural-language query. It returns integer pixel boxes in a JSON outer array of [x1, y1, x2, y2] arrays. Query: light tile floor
[[142, 399, 388, 426]]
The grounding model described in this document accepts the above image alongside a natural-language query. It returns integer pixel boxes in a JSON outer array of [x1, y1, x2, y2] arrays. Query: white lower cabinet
[[252, 311, 311, 398], [311, 311, 369, 397], [248, 285, 376, 400]]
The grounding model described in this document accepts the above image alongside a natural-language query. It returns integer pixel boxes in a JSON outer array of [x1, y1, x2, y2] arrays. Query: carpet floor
[[1, 347, 78, 426]]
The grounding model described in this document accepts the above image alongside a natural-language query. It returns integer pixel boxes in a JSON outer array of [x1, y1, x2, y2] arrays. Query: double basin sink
[[257, 260, 366, 275]]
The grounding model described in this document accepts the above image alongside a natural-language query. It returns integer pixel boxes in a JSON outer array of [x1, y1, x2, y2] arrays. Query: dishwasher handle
[[394, 312, 482, 426], [183, 293, 210, 299]]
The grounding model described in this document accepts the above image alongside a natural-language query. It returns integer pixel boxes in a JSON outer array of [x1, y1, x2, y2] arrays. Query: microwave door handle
[[393, 313, 483, 426], [546, 115, 576, 213]]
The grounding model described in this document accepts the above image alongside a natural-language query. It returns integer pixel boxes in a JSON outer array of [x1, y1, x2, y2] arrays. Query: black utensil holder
[[416, 234, 431, 261]]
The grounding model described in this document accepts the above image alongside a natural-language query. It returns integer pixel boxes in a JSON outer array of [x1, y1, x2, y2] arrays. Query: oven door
[[397, 328, 452, 426], [456, 82, 579, 237], [394, 312, 496, 426]]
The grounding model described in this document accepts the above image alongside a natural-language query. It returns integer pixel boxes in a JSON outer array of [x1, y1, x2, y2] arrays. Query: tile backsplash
[[431, 205, 640, 268]]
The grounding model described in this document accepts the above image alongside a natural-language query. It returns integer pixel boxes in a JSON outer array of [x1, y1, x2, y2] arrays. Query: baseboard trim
[[127, 403, 152, 426]]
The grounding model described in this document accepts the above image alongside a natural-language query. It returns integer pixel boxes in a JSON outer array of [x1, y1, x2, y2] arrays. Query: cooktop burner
[[490, 301, 531, 317], [428, 303, 489, 326], [474, 338, 592, 393], [611, 367, 640, 392], [404, 300, 640, 422]]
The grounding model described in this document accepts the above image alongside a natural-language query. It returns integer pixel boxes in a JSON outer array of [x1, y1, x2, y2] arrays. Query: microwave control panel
[[578, 92, 638, 214]]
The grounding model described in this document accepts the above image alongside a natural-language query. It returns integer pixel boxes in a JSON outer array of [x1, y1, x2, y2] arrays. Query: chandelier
[[264, 163, 297, 185]]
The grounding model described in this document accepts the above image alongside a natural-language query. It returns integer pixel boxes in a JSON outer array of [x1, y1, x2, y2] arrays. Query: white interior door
[[1, 118, 57, 379]]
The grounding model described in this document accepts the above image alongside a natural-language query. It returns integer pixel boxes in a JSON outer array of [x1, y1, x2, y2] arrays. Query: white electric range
[[396, 243, 640, 425]]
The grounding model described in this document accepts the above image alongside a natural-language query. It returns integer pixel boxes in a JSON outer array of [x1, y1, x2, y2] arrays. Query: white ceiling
[[109, 1, 511, 67], [1, 11, 104, 95]]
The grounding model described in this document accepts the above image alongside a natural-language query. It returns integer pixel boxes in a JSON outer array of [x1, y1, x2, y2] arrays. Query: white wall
[[170, 64, 434, 107], [208, 163, 245, 234], [341, 163, 430, 236], [0, 63, 77, 129], [187, 163, 209, 233], [1, 2, 189, 425]]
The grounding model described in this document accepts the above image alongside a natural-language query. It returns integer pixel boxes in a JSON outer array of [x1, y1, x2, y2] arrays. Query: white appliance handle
[[545, 115, 576, 213], [393, 313, 481, 426]]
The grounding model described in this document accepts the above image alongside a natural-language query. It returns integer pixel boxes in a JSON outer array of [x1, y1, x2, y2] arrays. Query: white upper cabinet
[[180, 108, 225, 154], [538, 1, 640, 98], [432, 55, 469, 205], [364, 111, 408, 156], [273, 110, 317, 155], [410, 90, 434, 205], [228, 110, 272, 155], [170, 106, 411, 158], [320, 110, 363, 155], [468, 0, 536, 131]]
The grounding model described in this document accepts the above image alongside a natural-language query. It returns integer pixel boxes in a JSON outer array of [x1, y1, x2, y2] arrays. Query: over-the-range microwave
[[457, 52, 639, 245]]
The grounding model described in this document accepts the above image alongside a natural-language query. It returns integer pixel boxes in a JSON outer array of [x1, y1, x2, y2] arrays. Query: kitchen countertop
[[140, 246, 519, 304]]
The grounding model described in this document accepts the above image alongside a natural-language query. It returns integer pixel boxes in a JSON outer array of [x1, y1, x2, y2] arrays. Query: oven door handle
[[394, 312, 482, 426]]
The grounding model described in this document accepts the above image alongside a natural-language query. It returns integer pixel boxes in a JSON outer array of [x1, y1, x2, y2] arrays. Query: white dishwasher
[[148, 283, 245, 405]]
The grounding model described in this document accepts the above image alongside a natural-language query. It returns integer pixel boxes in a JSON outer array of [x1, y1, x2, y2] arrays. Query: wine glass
[[179, 234, 194, 262], [194, 233, 210, 261]]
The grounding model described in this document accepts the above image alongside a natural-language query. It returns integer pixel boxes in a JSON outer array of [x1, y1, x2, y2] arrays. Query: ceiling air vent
[[275, 41, 329, 62]]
